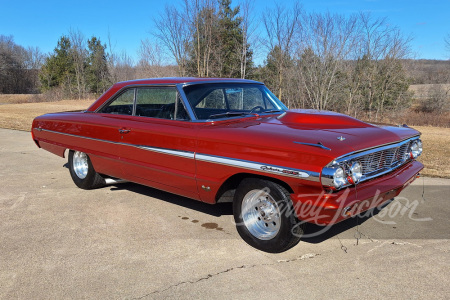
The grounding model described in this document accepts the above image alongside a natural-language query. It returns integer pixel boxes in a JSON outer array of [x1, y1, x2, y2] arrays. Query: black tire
[[233, 178, 303, 253], [68, 150, 105, 190]]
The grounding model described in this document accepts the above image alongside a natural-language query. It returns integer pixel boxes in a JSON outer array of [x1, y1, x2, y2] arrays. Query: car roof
[[86, 77, 265, 112], [115, 77, 262, 86]]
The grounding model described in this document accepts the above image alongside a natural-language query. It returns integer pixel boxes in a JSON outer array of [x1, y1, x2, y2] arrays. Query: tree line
[[1, 0, 449, 121], [39, 32, 110, 99], [0, 35, 43, 94]]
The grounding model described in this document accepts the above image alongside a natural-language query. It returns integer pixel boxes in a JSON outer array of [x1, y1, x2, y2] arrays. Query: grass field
[[0, 98, 448, 178], [0, 99, 93, 131], [0, 94, 33, 104], [415, 126, 450, 178]]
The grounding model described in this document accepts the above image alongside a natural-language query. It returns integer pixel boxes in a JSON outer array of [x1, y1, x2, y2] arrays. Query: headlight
[[350, 161, 362, 183], [410, 140, 423, 158], [333, 167, 347, 189]]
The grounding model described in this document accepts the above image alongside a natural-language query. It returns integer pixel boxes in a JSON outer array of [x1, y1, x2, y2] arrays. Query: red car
[[31, 78, 423, 253]]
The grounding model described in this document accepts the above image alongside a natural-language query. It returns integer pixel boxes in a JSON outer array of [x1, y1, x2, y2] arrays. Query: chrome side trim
[[196, 153, 320, 182], [136, 145, 195, 159], [36, 128, 320, 182], [37, 129, 195, 158], [38, 128, 122, 146]]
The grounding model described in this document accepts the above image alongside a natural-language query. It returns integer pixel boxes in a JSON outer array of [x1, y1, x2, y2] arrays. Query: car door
[[75, 88, 137, 179], [118, 86, 199, 200]]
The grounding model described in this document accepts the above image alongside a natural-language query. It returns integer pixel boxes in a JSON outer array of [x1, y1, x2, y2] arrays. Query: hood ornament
[[337, 136, 346, 141]]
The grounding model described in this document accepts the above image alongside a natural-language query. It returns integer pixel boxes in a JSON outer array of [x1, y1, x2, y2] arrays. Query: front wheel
[[68, 150, 105, 190], [233, 178, 303, 253]]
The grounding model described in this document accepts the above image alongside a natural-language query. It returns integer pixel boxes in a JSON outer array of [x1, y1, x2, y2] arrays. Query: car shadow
[[94, 176, 392, 244], [62, 163, 233, 217], [109, 182, 234, 217]]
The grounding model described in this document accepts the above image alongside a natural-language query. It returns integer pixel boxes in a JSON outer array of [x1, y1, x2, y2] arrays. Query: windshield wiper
[[208, 110, 280, 120], [208, 111, 249, 119], [263, 109, 283, 113]]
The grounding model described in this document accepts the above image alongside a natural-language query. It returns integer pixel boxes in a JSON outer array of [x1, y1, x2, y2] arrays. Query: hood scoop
[[279, 109, 372, 128]]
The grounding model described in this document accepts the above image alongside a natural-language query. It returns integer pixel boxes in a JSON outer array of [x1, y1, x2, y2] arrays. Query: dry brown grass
[[0, 94, 39, 104], [0, 99, 94, 131], [415, 126, 450, 178], [409, 83, 450, 96], [0, 100, 448, 178]]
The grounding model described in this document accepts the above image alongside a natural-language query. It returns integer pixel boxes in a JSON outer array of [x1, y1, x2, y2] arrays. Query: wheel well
[[215, 173, 294, 203]]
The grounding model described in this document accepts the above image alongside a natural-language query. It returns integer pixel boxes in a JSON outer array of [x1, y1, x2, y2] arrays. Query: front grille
[[321, 136, 420, 189], [358, 140, 411, 177], [331, 137, 419, 186]]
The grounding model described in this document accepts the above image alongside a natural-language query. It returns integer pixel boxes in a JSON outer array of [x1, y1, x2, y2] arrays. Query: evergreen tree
[[86, 37, 109, 93], [186, 0, 253, 78], [216, 0, 251, 77], [40, 35, 110, 96], [39, 36, 75, 93]]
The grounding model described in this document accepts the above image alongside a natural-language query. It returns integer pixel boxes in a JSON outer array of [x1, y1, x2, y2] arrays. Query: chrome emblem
[[260, 166, 309, 178], [337, 136, 346, 141]]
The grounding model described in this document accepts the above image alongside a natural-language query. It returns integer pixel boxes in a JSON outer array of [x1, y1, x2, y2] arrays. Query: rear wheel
[[68, 150, 105, 189], [233, 178, 303, 253]]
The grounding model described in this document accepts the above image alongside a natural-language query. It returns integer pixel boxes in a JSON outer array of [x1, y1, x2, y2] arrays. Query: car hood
[[200, 109, 420, 170], [272, 109, 419, 153]]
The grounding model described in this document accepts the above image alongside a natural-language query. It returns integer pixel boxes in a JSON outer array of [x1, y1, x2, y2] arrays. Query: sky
[[1, 0, 449, 64]]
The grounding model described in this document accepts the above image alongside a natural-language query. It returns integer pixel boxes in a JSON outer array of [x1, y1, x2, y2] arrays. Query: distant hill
[[403, 59, 450, 84]]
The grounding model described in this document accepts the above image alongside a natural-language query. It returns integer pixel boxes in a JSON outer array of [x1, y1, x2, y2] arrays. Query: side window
[[176, 95, 190, 120], [99, 89, 135, 115], [135, 87, 189, 120]]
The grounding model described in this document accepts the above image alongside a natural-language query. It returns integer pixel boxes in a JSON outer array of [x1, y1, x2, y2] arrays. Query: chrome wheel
[[241, 189, 281, 240], [72, 151, 88, 179]]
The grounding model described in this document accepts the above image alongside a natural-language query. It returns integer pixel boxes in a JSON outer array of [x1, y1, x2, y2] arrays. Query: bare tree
[[356, 13, 412, 120], [0, 35, 37, 93], [445, 33, 450, 57], [153, 3, 191, 76], [69, 29, 87, 99], [296, 12, 359, 111], [24, 46, 44, 69], [239, 0, 255, 78], [262, 1, 302, 102], [23, 46, 44, 92], [106, 33, 135, 83], [137, 39, 177, 78], [189, 0, 218, 77]]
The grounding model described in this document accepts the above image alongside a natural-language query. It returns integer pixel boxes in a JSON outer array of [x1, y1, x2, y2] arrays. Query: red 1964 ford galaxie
[[31, 78, 423, 252]]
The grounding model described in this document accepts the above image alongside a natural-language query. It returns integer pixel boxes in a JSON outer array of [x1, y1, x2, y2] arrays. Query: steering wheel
[[249, 106, 265, 114]]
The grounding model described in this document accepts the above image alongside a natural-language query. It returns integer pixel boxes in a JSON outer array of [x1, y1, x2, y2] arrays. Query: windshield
[[182, 83, 288, 120]]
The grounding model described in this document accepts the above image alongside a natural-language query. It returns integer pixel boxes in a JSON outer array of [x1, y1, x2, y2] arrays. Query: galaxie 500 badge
[[260, 165, 309, 178]]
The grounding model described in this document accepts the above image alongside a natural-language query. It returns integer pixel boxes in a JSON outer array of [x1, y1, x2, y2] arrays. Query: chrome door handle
[[118, 128, 131, 134]]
